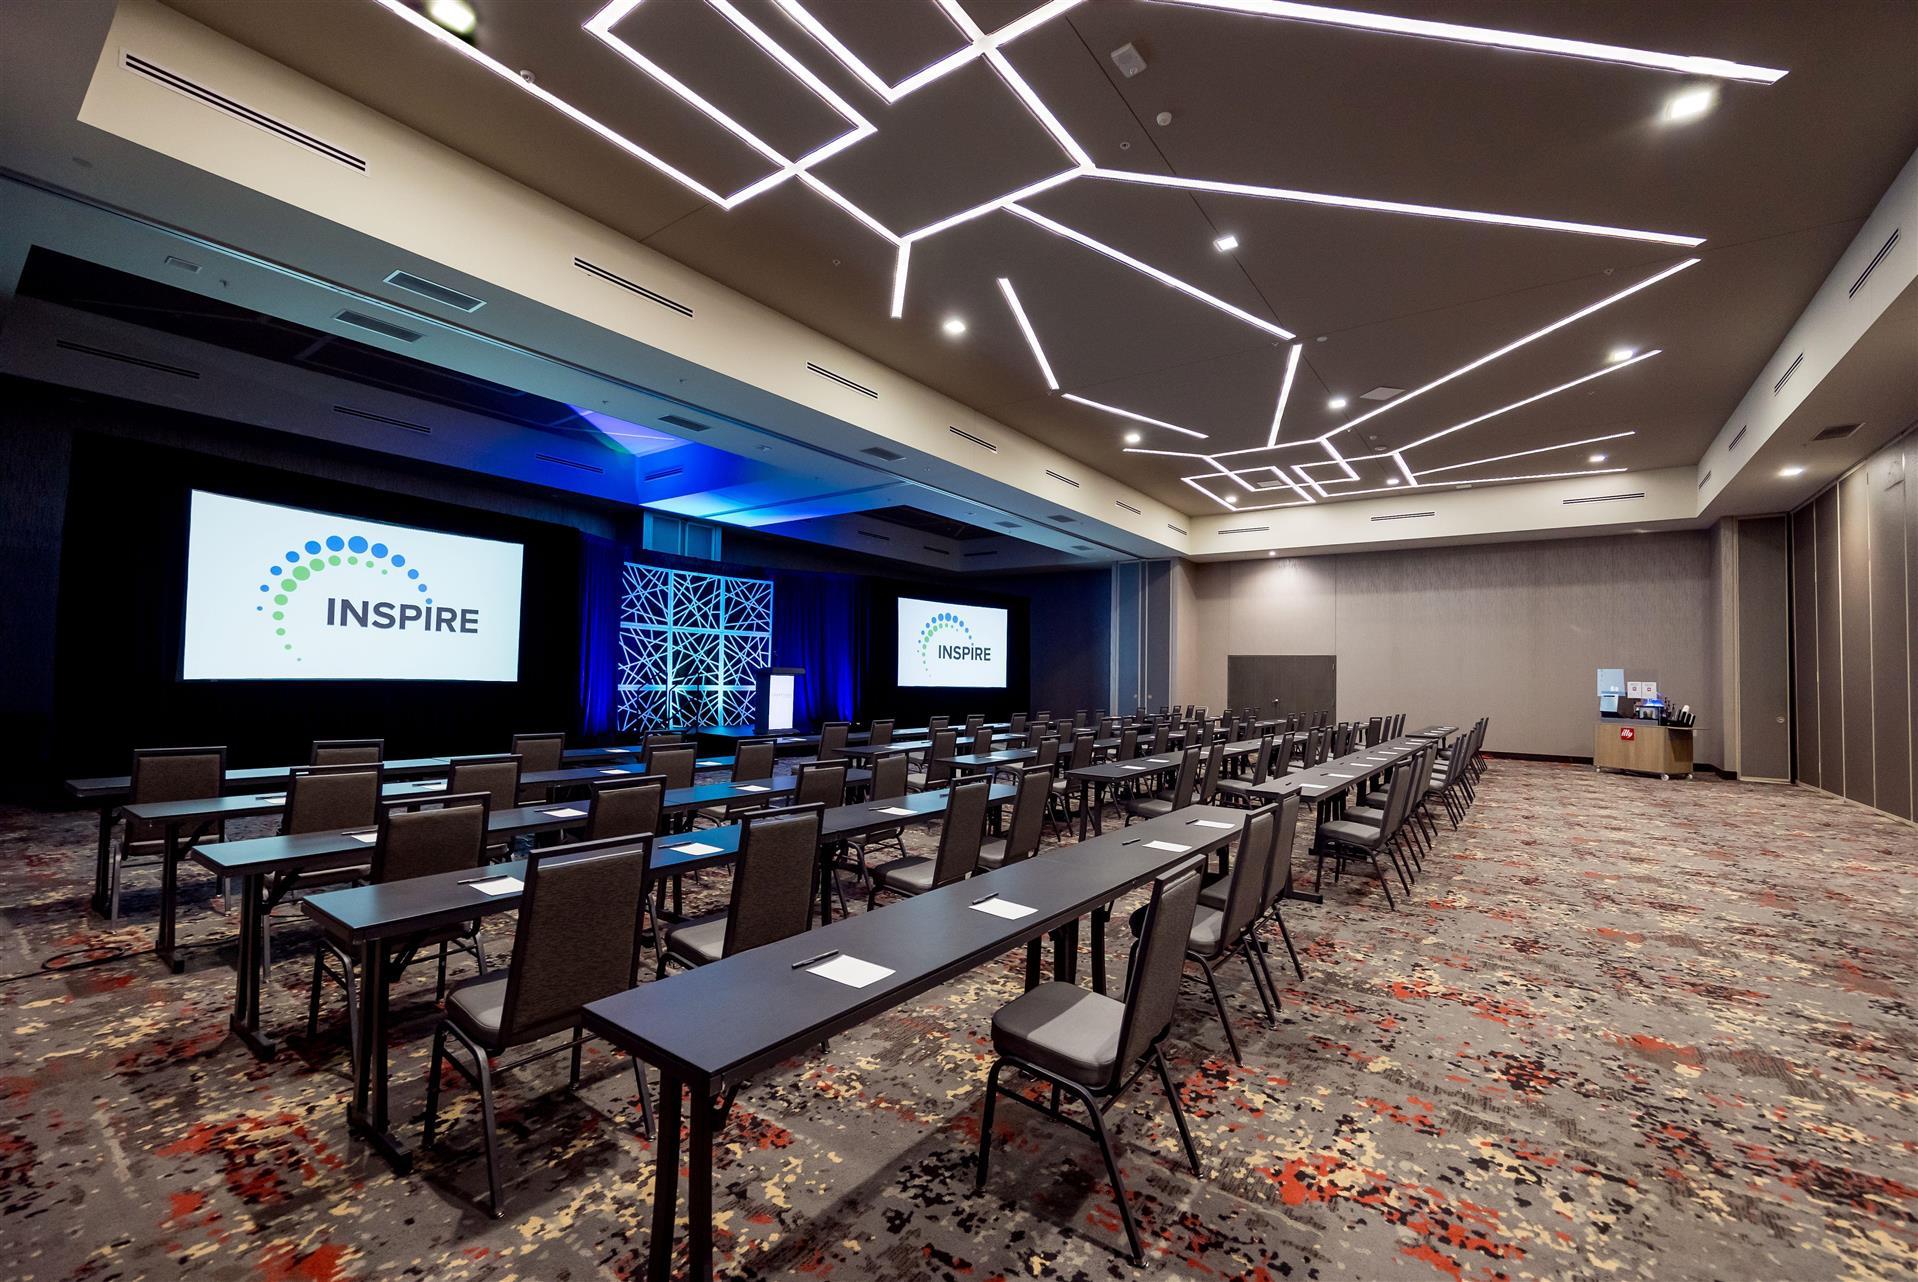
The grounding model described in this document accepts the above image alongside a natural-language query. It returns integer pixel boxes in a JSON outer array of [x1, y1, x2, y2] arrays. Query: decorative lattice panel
[[616, 564, 773, 733]]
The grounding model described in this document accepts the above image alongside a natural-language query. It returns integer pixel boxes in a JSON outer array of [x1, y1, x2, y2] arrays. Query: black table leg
[[816, 847, 834, 926], [230, 873, 277, 1059], [1091, 905, 1110, 994], [687, 1076, 715, 1282], [648, 1071, 684, 1282], [348, 939, 412, 1172], [90, 805, 114, 917], [156, 821, 185, 972], [1023, 940, 1042, 991], [1077, 781, 1091, 842], [1053, 917, 1079, 986]]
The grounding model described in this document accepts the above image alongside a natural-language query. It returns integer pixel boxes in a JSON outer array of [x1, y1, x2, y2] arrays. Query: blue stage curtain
[[577, 533, 622, 737], [772, 569, 861, 730]]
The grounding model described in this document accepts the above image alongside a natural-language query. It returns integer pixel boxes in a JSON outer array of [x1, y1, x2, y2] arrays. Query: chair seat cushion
[[445, 971, 508, 1046], [1319, 819, 1382, 847], [875, 856, 936, 896], [1345, 804, 1386, 823], [991, 981, 1124, 1087], [1126, 901, 1224, 953], [664, 913, 729, 966], [1197, 871, 1230, 910], [1126, 797, 1173, 819], [975, 838, 1009, 870]]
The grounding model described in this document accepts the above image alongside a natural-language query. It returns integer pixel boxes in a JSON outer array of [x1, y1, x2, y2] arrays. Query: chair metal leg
[[1272, 909, 1305, 980], [475, 1047, 505, 1218], [1196, 959, 1243, 1065], [306, 949, 325, 1040], [1153, 1047, 1201, 1176], [1241, 943, 1277, 1024], [632, 1055, 655, 1139], [1078, 1082, 1144, 1265], [974, 1059, 1004, 1192], [569, 1024, 584, 1088], [435, 942, 449, 1002], [1369, 852, 1398, 909]]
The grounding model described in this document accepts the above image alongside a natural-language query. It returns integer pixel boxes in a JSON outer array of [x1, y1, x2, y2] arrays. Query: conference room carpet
[[1, 760, 1914, 1282]]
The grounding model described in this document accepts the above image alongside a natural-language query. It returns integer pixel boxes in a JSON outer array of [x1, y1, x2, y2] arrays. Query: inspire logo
[[916, 612, 993, 664], [255, 533, 433, 655]]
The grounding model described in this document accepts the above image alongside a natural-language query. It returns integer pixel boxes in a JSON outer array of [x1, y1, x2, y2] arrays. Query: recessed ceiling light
[[1779, 465, 1806, 477], [1267, 550, 1277, 557], [942, 316, 967, 336], [1213, 234, 1240, 252], [1589, 452, 1608, 463], [1327, 396, 1348, 410], [1123, 431, 1142, 444], [1662, 84, 1719, 124], [425, 0, 478, 36], [1385, 477, 1401, 486], [1224, 494, 1238, 504], [1608, 346, 1637, 363]]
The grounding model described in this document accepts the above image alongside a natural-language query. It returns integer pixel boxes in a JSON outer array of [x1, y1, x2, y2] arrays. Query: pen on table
[[971, 891, 999, 905], [458, 874, 507, 885], [1122, 837, 1142, 846], [791, 949, 840, 970]]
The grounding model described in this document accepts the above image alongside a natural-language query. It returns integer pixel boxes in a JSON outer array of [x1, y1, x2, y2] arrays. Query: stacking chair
[[1202, 792, 1304, 981], [848, 752, 913, 881], [510, 733, 566, 803], [816, 721, 851, 763], [448, 755, 522, 814], [696, 738, 776, 826], [976, 865, 1203, 1265], [1008, 713, 1027, 737], [965, 714, 987, 735], [1315, 760, 1416, 908], [1032, 710, 1051, 728], [908, 728, 959, 792], [423, 836, 655, 1216], [1149, 723, 1171, 755], [307, 794, 492, 1067], [1216, 732, 1273, 806], [867, 719, 894, 749], [1123, 745, 1201, 823], [642, 732, 684, 752], [867, 776, 991, 905], [1049, 730, 1095, 828], [658, 805, 824, 973], [975, 765, 1051, 871], [969, 725, 995, 759], [1195, 741, 1225, 805], [312, 738, 383, 766], [1129, 804, 1280, 1063], [586, 773, 666, 840], [112, 746, 228, 920], [793, 759, 847, 809], [261, 764, 384, 966], [928, 715, 951, 733], [1115, 725, 1140, 762], [645, 744, 696, 791]]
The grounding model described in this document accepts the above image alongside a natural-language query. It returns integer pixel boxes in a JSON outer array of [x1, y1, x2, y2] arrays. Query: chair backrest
[[587, 774, 666, 840], [510, 732, 566, 774], [647, 744, 697, 791], [1198, 741, 1224, 803], [816, 721, 850, 761], [130, 746, 227, 812], [1150, 723, 1170, 754], [868, 719, 894, 748], [1365, 717, 1383, 748], [1250, 732, 1275, 785], [643, 732, 684, 751], [928, 715, 950, 732], [1066, 730, 1095, 770], [312, 738, 383, 766], [1113, 864, 1203, 1082], [794, 760, 846, 809], [1264, 793, 1301, 914], [1218, 804, 1278, 951], [1034, 735, 1061, 769], [723, 805, 824, 956], [998, 766, 1052, 865], [965, 713, 986, 732], [733, 739, 776, 782], [969, 726, 994, 758], [869, 751, 909, 801], [498, 837, 651, 1043], [1073, 709, 1089, 730], [1168, 745, 1202, 810], [1032, 710, 1051, 727], [1118, 726, 1139, 761], [924, 729, 958, 785], [1008, 713, 1027, 735], [283, 764, 382, 835], [373, 792, 489, 884], [932, 775, 992, 886], [1098, 717, 1118, 740], [447, 755, 522, 813]]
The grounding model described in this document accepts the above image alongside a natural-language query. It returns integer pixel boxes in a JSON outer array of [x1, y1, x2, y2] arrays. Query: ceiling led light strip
[[1293, 466, 1331, 499], [774, 0, 1086, 103], [1150, 0, 1788, 83], [1066, 395, 1210, 439], [1390, 452, 1419, 486], [890, 243, 911, 319], [997, 277, 1058, 389], [1089, 169, 1704, 247], [1415, 430, 1637, 476], [1336, 258, 1697, 435], [1195, 466, 1631, 513], [1008, 206, 1295, 339], [1403, 350, 1660, 449], [1267, 343, 1302, 447]]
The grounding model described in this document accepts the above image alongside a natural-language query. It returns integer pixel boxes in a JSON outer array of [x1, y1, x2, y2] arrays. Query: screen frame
[[894, 595, 1011, 689]]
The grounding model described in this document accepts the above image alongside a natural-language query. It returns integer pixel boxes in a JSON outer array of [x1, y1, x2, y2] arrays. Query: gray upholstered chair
[[113, 745, 228, 921], [1316, 757, 1417, 909], [645, 744, 697, 792], [696, 739, 776, 826], [907, 728, 959, 792], [311, 738, 383, 765], [793, 759, 847, 810], [867, 775, 990, 906], [848, 752, 912, 882], [1201, 791, 1307, 983], [816, 721, 851, 763], [586, 773, 666, 841], [974, 764, 1051, 871], [423, 836, 655, 1216], [1123, 745, 1201, 824], [510, 732, 566, 802], [975, 864, 1204, 1264], [658, 805, 824, 973], [448, 755, 522, 814]]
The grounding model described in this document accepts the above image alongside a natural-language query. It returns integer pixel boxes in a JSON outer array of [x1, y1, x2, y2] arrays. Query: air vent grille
[[1698, 470, 1712, 490], [1217, 525, 1270, 535], [860, 445, 905, 462], [858, 530, 891, 542], [1048, 514, 1074, 523], [334, 310, 421, 343], [922, 545, 951, 556], [385, 270, 485, 313], [1849, 228, 1900, 298], [534, 453, 603, 474], [659, 414, 712, 433], [122, 52, 367, 171], [1045, 469, 1080, 488], [574, 258, 692, 317], [1728, 424, 1748, 451], [1115, 500, 1142, 516], [54, 339, 199, 379], [164, 255, 200, 274], [1167, 523, 1186, 535], [994, 520, 1019, 530], [1370, 511, 1434, 522], [333, 404, 428, 434], [1811, 423, 1861, 442], [807, 362, 877, 398], [963, 550, 998, 559], [1360, 385, 1404, 401], [642, 466, 684, 482], [1772, 352, 1804, 396], [1563, 491, 1645, 506], [1072, 544, 1093, 552], [948, 426, 997, 452]]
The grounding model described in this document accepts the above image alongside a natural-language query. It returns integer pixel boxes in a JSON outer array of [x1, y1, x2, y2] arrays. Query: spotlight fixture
[[1589, 452, 1608, 463], [1662, 84, 1719, 124], [425, 0, 478, 36], [1608, 346, 1637, 363], [1124, 431, 1142, 444], [1327, 396, 1348, 410], [1779, 465, 1806, 477], [942, 316, 968, 336], [1213, 234, 1240, 252]]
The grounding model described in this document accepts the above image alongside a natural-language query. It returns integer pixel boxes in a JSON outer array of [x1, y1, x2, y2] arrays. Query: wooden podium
[[1593, 721, 1695, 780]]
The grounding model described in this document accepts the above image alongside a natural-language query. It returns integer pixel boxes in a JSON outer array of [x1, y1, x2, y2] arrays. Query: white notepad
[[1327, 773, 1356, 779], [735, 784, 769, 792], [254, 794, 286, 803], [971, 897, 1037, 920], [1121, 765, 1151, 771], [1145, 840, 1192, 853], [1189, 819, 1235, 830], [808, 954, 893, 988], [466, 876, 522, 897], [874, 806, 917, 817], [346, 831, 378, 844], [545, 806, 588, 818], [673, 841, 722, 857]]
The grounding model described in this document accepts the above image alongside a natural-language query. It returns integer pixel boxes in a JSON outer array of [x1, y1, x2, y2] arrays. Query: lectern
[[753, 668, 805, 737]]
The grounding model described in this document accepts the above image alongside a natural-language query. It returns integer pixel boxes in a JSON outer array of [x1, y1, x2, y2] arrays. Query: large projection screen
[[182, 491, 524, 681], [896, 597, 1009, 689]]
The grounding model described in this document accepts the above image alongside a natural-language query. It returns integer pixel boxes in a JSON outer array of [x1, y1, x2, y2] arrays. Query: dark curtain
[[577, 533, 623, 737], [772, 568, 861, 730]]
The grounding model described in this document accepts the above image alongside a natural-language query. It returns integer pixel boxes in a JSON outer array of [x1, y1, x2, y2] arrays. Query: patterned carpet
[[1, 759, 1914, 1282]]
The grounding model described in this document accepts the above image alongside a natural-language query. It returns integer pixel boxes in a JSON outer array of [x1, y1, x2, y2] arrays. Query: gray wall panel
[[1736, 517, 1793, 780], [1791, 506, 1820, 788], [1868, 453, 1912, 818], [1839, 470, 1876, 806], [1815, 488, 1845, 798]]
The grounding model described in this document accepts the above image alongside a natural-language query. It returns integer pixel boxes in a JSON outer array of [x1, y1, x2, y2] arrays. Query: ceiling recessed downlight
[[1779, 465, 1806, 477], [1589, 452, 1608, 463], [1213, 234, 1240, 252], [1385, 477, 1401, 486], [1662, 84, 1719, 123], [1608, 346, 1637, 363], [1124, 431, 1142, 444], [942, 316, 968, 336], [425, 0, 478, 36], [1327, 396, 1348, 410]]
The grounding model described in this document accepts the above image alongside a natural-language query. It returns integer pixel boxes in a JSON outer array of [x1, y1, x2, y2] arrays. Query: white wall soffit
[[74, 0, 1186, 555], [1187, 467, 1698, 558], [1695, 145, 1918, 514]]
